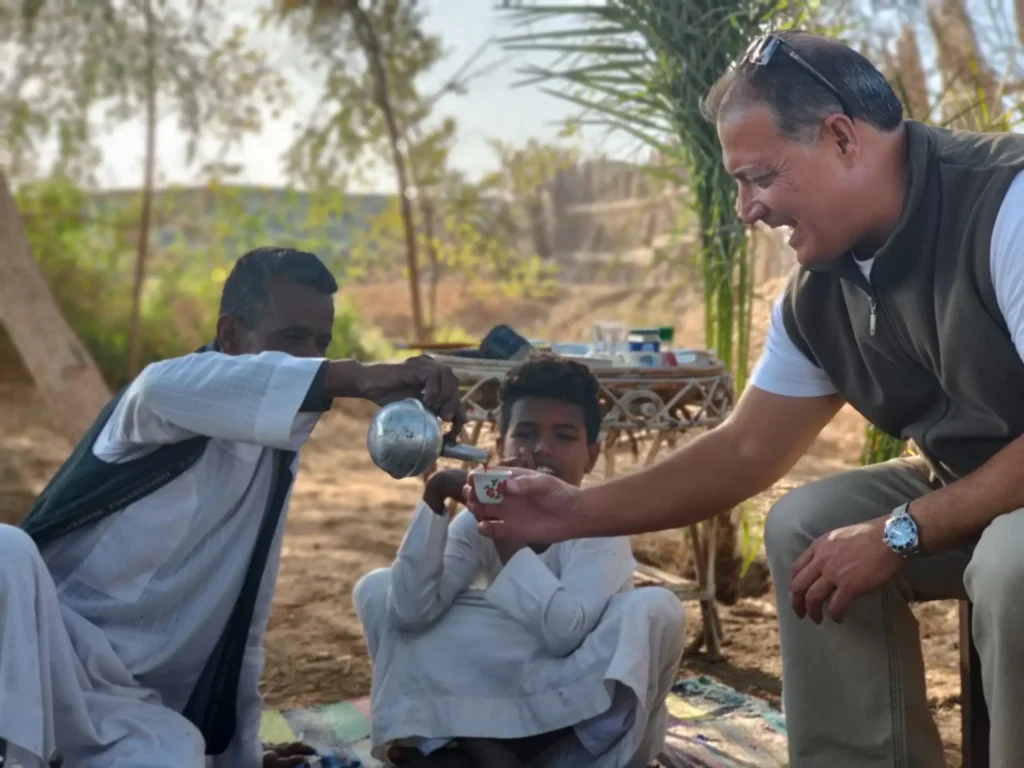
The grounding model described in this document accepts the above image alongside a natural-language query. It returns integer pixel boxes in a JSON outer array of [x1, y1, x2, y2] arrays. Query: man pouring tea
[[466, 31, 1024, 768], [0, 246, 466, 768]]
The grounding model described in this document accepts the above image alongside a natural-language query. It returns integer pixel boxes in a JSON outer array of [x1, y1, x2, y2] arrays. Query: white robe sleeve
[[94, 351, 326, 461], [484, 537, 637, 657], [386, 505, 490, 631]]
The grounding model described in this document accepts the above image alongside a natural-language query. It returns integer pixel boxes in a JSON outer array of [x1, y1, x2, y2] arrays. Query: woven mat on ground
[[258, 676, 787, 768], [658, 676, 787, 767]]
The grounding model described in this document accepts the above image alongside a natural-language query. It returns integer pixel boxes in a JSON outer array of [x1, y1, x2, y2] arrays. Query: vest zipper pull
[[869, 298, 877, 336]]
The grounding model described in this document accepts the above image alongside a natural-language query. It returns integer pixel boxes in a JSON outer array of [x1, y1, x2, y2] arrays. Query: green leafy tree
[[479, 138, 580, 262], [16, 178, 388, 389], [1, 0, 288, 183], [273, 0, 447, 342], [0, 0, 291, 375], [275, 0, 563, 340], [345, 136, 568, 333]]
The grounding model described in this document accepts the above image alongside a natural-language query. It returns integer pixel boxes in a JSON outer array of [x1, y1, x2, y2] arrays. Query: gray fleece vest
[[780, 120, 1024, 482]]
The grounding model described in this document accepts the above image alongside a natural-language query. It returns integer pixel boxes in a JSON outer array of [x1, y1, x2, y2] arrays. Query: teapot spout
[[440, 443, 490, 465]]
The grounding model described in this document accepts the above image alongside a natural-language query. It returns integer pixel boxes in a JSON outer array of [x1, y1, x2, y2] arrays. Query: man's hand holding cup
[[463, 455, 583, 545]]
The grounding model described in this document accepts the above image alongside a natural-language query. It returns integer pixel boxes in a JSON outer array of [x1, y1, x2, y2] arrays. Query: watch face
[[886, 516, 917, 552]]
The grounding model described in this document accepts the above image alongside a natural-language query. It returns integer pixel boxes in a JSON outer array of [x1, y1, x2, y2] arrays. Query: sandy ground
[[0, 278, 967, 766]]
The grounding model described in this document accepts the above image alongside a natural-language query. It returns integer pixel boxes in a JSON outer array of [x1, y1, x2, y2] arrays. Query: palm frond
[[497, 0, 806, 389]]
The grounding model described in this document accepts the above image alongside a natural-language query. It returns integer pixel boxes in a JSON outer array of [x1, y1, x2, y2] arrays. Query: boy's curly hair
[[498, 355, 602, 445]]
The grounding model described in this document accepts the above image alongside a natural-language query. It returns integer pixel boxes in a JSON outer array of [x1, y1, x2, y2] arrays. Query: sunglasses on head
[[743, 34, 852, 118]]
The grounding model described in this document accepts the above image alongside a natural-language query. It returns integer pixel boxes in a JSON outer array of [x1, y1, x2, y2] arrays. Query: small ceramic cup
[[472, 469, 513, 505]]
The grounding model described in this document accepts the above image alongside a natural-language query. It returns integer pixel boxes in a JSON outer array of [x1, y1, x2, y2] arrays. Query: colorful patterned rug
[[258, 676, 787, 767], [659, 677, 787, 767]]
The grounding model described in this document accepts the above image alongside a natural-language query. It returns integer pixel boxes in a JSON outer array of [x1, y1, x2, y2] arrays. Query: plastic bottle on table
[[658, 326, 677, 366]]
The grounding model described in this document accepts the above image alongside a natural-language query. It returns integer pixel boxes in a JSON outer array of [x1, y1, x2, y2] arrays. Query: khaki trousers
[[764, 457, 1024, 768]]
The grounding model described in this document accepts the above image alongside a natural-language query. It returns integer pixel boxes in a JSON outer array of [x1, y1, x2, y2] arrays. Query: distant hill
[[86, 185, 396, 273], [85, 161, 691, 282]]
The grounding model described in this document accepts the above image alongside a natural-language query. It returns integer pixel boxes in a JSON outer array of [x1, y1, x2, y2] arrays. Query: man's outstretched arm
[[469, 386, 844, 543], [95, 352, 464, 459], [574, 387, 844, 537]]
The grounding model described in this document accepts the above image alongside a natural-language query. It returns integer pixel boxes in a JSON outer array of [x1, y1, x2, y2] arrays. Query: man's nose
[[736, 188, 767, 226]]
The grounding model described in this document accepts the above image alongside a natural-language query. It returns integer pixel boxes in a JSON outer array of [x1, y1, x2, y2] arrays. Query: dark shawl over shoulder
[[20, 343, 216, 545], [20, 343, 331, 755]]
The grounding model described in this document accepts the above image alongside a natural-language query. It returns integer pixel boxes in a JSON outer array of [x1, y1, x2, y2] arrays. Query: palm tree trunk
[[894, 24, 930, 121], [928, 0, 1004, 129], [1017, 0, 1024, 48], [0, 169, 110, 442]]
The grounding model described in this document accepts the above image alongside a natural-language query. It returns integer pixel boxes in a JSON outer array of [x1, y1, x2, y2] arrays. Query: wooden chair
[[960, 600, 989, 768]]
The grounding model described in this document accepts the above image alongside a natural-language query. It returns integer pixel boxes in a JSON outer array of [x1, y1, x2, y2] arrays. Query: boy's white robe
[[354, 503, 686, 768], [0, 351, 324, 768]]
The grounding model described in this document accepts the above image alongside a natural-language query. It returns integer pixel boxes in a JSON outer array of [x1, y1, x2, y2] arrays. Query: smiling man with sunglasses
[[463, 30, 1024, 767]]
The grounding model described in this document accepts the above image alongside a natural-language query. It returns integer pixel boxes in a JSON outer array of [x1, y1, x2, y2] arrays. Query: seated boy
[[354, 357, 686, 768]]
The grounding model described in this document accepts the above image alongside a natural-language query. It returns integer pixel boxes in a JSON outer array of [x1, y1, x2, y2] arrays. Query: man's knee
[[353, 568, 391, 624], [0, 524, 44, 585], [965, 511, 1024, 617], [763, 481, 826, 568]]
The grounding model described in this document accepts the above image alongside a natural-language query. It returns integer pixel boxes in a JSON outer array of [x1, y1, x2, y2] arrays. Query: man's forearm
[[272, 358, 378, 411], [575, 424, 784, 538], [912, 435, 1024, 552], [322, 359, 368, 399]]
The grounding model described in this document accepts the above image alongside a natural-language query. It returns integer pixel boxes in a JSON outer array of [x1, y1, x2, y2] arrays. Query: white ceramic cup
[[472, 469, 513, 505]]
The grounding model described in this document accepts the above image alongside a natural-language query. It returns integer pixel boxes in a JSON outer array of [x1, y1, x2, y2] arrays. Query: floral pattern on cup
[[473, 470, 513, 505], [484, 478, 507, 500]]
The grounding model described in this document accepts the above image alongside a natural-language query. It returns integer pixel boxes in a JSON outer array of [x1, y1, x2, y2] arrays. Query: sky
[[38, 0, 1024, 191], [94, 1, 608, 192]]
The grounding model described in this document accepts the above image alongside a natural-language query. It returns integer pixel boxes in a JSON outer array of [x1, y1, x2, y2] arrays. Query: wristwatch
[[883, 502, 920, 558]]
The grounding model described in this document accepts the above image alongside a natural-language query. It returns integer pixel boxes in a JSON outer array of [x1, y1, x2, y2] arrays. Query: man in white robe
[[0, 247, 465, 768], [354, 357, 685, 768]]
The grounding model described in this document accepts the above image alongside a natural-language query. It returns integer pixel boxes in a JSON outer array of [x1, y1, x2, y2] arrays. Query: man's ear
[[216, 315, 242, 355], [584, 443, 600, 474], [821, 113, 860, 166]]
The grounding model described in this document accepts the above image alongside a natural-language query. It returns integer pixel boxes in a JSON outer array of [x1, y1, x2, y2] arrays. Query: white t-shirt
[[751, 170, 1024, 397]]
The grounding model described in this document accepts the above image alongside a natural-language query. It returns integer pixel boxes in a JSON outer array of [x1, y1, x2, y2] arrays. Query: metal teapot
[[366, 398, 490, 479]]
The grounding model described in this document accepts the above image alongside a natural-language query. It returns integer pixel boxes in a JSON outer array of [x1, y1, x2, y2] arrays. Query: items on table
[[581, 322, 685, 368], [659, 327, 678, 367], [450, 324, 534, 361], [628, 328, 661, 367], [447, 321, 687, 369], [590, 321, 628, 361], [626, 328, 681, 367]]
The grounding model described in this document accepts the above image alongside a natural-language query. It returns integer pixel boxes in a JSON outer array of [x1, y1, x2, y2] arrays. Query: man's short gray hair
[[701, 31, 904, 142]]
